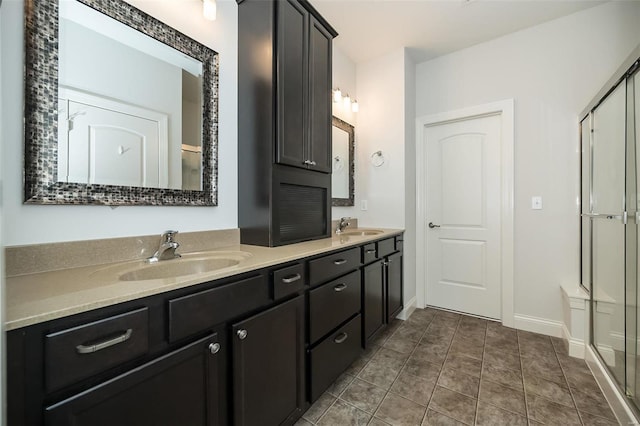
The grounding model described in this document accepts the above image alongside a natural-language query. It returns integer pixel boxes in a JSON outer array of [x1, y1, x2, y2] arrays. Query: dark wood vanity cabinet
[[237, 0, 337, 247], [45, 332, 225, 426], [387, 251, 403, 322], [363, 236, 405, 345], [7, 234, 403, 425], [232, 296, 305, 425], [363, 260, 386, 343], [273, 0, 333, 173]]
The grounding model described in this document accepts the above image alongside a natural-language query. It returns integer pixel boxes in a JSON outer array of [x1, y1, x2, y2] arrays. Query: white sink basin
[[91, 251, 252, 282], [338, 229, 384, 237]]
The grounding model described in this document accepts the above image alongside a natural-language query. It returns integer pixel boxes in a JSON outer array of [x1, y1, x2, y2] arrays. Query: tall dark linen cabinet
[[237, 0, 338, 247]]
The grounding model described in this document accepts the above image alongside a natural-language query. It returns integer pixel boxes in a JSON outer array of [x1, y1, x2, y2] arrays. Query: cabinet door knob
[[208, 342, 220, 354], [237, 329, 248, 340], [303, 160, 312, 165], [310, 161, 317, 166]]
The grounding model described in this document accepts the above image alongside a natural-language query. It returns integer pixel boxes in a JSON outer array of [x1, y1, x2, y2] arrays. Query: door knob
[[428, 222, 441, 229], [237, 329, 248, 340]]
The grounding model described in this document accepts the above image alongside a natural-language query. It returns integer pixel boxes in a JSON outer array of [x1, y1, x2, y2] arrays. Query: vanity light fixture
[[332, 88, 358, 112], [343, 93, 351, 109], [333, 88, 342, 103], [203, 0, 217, 21]]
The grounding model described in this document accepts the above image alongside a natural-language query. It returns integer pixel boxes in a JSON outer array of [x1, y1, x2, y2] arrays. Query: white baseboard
[[586, 345, 639, 425], [562, 323, 586, 359], [513, 314, 563, 338], [396, 296, 417, 320]]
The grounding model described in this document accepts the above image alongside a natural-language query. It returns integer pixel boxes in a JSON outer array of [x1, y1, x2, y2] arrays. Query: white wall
[[355, 48, 406, 229], [331, 46, 358, 220], [415, 1, 640, 324], [404, 50, 416, 304], [1, 0, 238, 246]]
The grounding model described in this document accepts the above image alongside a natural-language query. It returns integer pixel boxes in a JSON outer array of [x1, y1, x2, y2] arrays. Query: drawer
[[395, 235, 404, 252], [272, 263, 305, 300], [45, 307, 149, 393], [377, 238, 396, 258], [309, 247, 360, 286], [309, 314, 362, 401], [168, 274, 269, 342], [309, 270, 361, 343], [361, 243, 377, 264]]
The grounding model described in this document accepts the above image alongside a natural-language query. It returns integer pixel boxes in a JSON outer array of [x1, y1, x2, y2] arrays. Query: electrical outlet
[[531, 196, 543, 210], [361, 200, 368, 211]]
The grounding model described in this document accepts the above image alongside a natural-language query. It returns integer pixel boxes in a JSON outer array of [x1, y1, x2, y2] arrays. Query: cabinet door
[[386, 252, 403, 322], [276, 0, 308, 169], [45, 333, 225, 426], [308, 16, 332, 173], [232, 296, 305, 426], [363, 260, 385, 343]]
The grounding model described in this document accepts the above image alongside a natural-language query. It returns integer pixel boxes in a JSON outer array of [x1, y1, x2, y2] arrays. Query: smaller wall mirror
[[331, 116, 354, 206]]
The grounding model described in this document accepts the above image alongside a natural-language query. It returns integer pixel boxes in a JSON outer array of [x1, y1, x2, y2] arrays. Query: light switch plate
[[361, 200, 368, 211], [532, 196, 543, 210]]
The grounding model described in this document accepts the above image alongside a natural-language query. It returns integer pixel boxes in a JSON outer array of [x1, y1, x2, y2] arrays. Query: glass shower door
[[591, 81, 627, 388], [630, 69, 640, 405]]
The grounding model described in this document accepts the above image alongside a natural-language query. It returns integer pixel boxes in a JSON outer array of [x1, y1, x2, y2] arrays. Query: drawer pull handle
[[334, 283, 347, 292], [76, 329, 133, 354], [282, 273, 302, 284], [334, 332, 348, 344], [237, 329, 248, 340], [365, 249, 376, 254], [209, 342, 221, 355], [333, 259, 347, 265]]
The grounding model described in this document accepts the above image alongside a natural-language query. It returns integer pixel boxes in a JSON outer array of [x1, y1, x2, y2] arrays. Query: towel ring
[[370, 150, 385, 167]]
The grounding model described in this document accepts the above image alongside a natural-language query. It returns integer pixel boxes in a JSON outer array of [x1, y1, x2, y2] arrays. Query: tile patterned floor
[[297, 308, 619, 426]]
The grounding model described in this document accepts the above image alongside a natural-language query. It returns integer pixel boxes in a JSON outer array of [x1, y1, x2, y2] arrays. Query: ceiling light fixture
[[203, 0, 217, 21]]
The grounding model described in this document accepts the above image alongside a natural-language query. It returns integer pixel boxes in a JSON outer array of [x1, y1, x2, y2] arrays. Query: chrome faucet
[[147, 230, 181, 263], [336, 217, 351, 234]]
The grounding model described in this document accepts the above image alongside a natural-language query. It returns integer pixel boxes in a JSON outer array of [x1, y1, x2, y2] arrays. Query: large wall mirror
[[331, 116, 354, 206], [24, 0, 219, 205]]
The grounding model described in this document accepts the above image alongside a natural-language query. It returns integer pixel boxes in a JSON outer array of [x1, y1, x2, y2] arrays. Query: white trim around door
[[415, 99, 515, 327]]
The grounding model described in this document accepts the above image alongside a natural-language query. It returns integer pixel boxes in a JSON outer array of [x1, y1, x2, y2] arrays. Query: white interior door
[[425, 114, 502, 319], [67, 101, 160, 187]]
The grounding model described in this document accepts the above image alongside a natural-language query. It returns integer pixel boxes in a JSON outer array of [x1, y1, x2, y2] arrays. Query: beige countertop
[[5, 228, 403, 330]]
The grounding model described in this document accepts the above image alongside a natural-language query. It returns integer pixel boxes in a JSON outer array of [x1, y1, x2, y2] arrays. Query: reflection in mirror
[[331, 116, 354, 206], [58, 1, 203, 190], [24, 0, 218, 205]]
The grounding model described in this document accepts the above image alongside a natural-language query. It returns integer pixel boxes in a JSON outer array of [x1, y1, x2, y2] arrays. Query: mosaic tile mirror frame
[[24, 0, 219, 205]]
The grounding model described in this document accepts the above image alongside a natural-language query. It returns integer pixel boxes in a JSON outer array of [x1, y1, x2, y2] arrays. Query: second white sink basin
[[91, 251, 252, 282]]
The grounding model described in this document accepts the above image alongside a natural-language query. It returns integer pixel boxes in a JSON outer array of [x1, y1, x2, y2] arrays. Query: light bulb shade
[[343, 94, 351, 108], [333, 88, 342, 103], [203, 0, 217, 21], [351, 100, 359, 112]]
